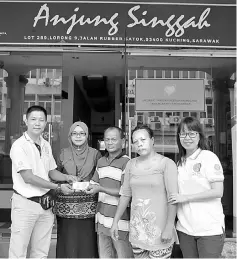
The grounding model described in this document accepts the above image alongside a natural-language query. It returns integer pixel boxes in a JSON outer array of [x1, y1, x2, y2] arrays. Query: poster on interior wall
[[0, 1, 236, 48], [135, 79, 205, 111]]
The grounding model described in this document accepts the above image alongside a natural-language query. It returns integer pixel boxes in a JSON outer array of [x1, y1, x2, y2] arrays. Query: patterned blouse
[[120, 154, 178, 251]]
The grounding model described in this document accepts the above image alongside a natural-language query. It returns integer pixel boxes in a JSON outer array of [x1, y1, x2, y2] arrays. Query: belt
[[13, 189, 42, 204]]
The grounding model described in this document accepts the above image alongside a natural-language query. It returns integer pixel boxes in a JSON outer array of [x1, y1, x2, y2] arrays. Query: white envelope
[[72, 181, 89, 190]]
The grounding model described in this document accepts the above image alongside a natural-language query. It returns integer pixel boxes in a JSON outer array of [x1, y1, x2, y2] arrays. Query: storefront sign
[[135, 79, 205, 111], [0, 2, 236, 48]]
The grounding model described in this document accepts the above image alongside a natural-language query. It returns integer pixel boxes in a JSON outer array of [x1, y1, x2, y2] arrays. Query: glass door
[[61, 48, 126, 153]]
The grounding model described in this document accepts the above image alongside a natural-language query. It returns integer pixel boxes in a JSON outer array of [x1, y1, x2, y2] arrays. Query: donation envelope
[[72, 181, 89, 191]]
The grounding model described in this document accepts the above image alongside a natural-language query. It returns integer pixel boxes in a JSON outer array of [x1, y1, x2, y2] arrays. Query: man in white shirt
[[9, 105, 75, 259]]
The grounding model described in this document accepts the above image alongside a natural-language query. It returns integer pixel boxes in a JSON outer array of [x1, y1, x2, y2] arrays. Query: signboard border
[[134, 78, 206, 112], [0, 1, 236, 48]]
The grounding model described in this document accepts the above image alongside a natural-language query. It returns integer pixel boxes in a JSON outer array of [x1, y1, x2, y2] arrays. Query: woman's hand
[[110, 222, 119, 241], [61, 183, 74, 195], [65, 175, 77, 183], [168, 193, 188, 204], [161, 225, 173, 244]]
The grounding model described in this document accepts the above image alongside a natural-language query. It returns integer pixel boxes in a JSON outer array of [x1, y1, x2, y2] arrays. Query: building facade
[[0, 0, 236, 248]]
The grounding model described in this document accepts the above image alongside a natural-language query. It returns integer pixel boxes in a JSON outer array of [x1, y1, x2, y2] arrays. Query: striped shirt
[[91, 151, 130, 240]]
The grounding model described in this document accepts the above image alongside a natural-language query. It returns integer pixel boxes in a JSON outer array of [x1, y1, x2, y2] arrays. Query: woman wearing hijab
[[53, 121, 101, 258]]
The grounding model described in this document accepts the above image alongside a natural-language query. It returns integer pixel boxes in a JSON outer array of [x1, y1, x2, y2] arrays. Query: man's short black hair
[[26, 105, 47, 119], [104, 126, 125, 139]]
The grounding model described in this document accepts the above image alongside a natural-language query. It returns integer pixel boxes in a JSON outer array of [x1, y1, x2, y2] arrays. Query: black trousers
[[56, 216, 98, 258]]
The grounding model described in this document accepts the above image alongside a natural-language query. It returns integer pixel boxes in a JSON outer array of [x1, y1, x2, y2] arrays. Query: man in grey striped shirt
[[86, 126, 133, 258]]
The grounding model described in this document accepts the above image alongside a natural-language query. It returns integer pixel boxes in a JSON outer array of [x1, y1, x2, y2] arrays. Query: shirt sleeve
[[10, 144, 32, 172], [203, 151, 224, 183], [48, 144, 57, 171], [119, 160, 132, 197], [164, 158, 178, 196], [121, 158, 130, 185]]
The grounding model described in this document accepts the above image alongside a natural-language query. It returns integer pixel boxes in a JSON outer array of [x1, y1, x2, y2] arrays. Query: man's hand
[[85, 184, 101, 194], [65, 174, 77, 183], [61, 183, 74, 195]]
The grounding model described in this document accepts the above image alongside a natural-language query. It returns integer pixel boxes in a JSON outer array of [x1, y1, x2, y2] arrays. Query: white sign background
[[135, 79, 205, 111]]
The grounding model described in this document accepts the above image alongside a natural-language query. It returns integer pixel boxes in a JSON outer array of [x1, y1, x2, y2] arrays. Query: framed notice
[[135, 79, 205, 111]]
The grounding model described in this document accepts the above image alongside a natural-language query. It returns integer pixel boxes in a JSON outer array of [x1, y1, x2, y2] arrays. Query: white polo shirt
[[176, 148, 225, 236], [10, 132, 57, 198]]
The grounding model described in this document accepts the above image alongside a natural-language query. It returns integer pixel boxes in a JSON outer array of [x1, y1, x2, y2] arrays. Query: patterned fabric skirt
[[53, 190, 98, 219], [132, 245, 173, 259]]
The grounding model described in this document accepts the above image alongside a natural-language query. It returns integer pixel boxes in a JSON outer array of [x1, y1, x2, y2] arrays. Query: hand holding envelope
[[72, 181, 90, 191]]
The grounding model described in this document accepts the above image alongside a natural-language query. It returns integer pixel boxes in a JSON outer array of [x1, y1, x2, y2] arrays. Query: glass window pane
[[129, 70, 136, 80], [40, 69, 46, 78], [39, 102, 44, 108], [55, 69, 62, 79], [199, 71, 205, 78], [46, 102, 51, 115], [183, 112, 189, 117], [155, 70, 162, 78], [54, 95, 61, 100], [38, 95, 51, 101], [156, 112, 163, 117], [54, 102, 61, 116], [189, 71, 196, 78], [207, 106, 212, 117], [30, 70, 37, 79], [129, 104, 135, 117], [137, 70, 143, 78], [165, 70, 171, 78], [190, 112, 197, 117], [173, 70, 179, 78], [206, 98, 213, 104], [173, 112, 180, 116], [148, 70, 154, 78], [25, 95, 35, 101], [182, 71, 188, 78], [47, 69, 53, 78], [200, 112, 206, 118]]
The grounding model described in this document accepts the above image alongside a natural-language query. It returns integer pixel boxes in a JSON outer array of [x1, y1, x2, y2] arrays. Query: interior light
[[87, 75, 103, 79], [0, 52, 10, 56]]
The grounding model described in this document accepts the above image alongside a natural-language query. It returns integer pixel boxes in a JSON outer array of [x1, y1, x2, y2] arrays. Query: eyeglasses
[[179, 131, 198, 138], [71, 132, 86, 137], [104, 138, 118, 144]]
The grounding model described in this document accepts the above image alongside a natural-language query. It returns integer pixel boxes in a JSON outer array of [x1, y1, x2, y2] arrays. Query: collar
[[187, 148, 202, 160], [24, 132, 45, 146], [105, 149, 126, 160]]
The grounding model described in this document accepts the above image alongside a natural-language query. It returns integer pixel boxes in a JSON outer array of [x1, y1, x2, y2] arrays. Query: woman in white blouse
[[169, 117, 225, 258]]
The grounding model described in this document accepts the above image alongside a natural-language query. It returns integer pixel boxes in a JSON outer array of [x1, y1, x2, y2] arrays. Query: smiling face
[[70, 126, 87, 147], [132, 129, 154, 157], [25, 111, 47, 137], [179, 124, 200, 153]]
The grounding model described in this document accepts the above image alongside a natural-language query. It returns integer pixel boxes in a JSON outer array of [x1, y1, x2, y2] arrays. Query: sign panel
[[0, 2, 236, 48], [135, 79, 205, 111]]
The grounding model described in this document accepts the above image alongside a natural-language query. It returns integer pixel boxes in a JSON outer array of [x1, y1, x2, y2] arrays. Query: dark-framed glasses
[[71, 132, 86, 137], [179, 131, 198, 139]]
